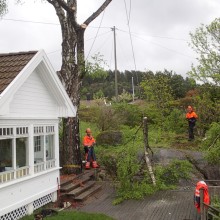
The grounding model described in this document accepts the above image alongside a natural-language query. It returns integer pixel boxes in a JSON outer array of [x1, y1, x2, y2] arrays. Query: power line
[[123, 0, 137, 71], [128, 32, 194, 59], [2, 18, 188, 41], [86, 30, 112, 41], [90, 31, 112, 55], [86, 10, 106, 60], [123, 0, 140, 96], [128, 0, 132, 25], [118, 28, 188, 41], [2, 18, 60, 25]]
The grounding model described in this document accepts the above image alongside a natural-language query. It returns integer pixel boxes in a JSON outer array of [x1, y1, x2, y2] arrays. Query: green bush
[[79, 105, 100, 123], [202, 122, 220, 164], [113, 103, 143, 127], [114, 155, 193, 204], [164, 109, 186, 134], [96, 130, 123, 146], [155, 159, 193, 187]]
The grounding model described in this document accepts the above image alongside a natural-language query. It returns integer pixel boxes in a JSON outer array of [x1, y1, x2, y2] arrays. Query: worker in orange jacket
[[194, 181, 210, 213], [83, 128, 99, 169], [186, 106, 198, 141]]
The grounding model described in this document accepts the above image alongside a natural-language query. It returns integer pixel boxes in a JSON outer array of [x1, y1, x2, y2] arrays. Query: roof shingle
[[0, 51, 37, 94]]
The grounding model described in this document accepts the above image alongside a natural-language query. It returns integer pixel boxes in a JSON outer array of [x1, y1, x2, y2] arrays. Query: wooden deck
[[78, 182, 200, 220]]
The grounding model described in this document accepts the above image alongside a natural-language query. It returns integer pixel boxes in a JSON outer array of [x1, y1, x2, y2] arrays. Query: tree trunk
[[47, 0, 112, 174]]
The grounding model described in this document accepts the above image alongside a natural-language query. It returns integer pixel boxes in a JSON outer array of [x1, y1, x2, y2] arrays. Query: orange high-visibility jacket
[[83, 135, 96, 147], [194, 181, 210, 213], [186, 111, 198, 119]]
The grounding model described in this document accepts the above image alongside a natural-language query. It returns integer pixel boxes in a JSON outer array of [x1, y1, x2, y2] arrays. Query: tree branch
[[82, 0, 112, 27], [53, 0, 74, 14]]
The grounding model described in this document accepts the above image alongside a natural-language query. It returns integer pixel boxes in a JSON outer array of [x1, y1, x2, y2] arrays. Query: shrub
[[202, 122, 220, 164], [96, 130, 123, 146], [164, 109, 186, 134], [155, 159, 193, 186], [113, 103, 143, 127]]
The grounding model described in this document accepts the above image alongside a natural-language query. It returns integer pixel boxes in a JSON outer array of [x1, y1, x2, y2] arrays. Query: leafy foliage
[[113, 141, 193, 204], [189, 18, 220, 85], [85, 53, 108, 80], [0, 0, 7, 16], [113, 103, 143, 127], [155, 160, 193, 187], [111, 89, 133, 103], [81, 70, 195, 100], [202, 122, 220, 164], [163, 108, 186, 134], [193, 86, 220, 136], [140, 72, 175, 129]]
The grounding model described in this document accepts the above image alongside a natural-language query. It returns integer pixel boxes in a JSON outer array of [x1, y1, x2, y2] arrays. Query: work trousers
[[84, 146, 96, 162], [188, 122, 195, 140]]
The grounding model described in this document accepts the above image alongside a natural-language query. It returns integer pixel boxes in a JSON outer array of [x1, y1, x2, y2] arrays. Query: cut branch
[[83, 0, 112, 26]]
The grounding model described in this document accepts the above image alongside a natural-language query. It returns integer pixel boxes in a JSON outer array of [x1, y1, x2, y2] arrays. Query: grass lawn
[[21, 210, 115, 220]]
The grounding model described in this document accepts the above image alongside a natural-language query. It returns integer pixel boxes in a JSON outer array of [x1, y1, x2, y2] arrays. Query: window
[[16, 127, 28, 135], [16, 138, 28, 168], [46, 135, 54, 160], [33, 126, 55, 165], [34, 136, 41, 152], [0, 139, 12, 172], [0, 127, 13, 136], [34, 136, 44, 164]]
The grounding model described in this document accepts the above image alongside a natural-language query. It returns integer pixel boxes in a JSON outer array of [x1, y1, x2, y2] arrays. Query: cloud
[[1, 0, 219, 77]]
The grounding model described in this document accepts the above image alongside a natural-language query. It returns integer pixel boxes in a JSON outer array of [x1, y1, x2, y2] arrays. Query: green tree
[[45, 0, 112, 170], [189, 18, 220, 85], [3, 0, 113, 171], [140, 72, 174, 117]]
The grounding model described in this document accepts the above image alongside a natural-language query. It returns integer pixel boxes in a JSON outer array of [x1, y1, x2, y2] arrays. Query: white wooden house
[[0, 50, 76, 219]]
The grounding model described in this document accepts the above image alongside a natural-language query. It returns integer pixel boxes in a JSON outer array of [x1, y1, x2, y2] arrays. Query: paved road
[[77, 182, 200, 220]]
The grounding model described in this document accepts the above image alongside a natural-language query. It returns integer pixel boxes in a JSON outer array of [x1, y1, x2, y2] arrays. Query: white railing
[[0, 170, 15, 183], [34, 159, 56, 173], [0, 166, 30, 183], [46, 159, 56, 170], [34, 162, 45, 173], [16, 166, 30, 179], [0, 160, 56, 183]]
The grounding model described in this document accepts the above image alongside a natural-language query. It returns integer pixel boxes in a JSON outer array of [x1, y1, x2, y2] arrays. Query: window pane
[[16, 138, 28, 168], [46, 135, 54, 160], [0, 139, 12, 172], [34, 136, 44, 164]]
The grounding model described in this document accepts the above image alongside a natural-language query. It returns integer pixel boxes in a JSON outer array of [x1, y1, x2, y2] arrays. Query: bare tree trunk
[[47, 0, 112, 174], [143, 117, 156, 185]]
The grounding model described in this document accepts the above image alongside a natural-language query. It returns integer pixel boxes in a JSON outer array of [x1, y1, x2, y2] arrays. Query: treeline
[[81, 69, 196, 100]]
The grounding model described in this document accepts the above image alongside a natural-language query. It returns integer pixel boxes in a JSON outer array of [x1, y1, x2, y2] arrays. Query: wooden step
[[66, 181, 96, 197], [60, 174, 92, 193], [60, 170, 94, 186], [74, 184, 102, 202], [60, 174, 78, 187]]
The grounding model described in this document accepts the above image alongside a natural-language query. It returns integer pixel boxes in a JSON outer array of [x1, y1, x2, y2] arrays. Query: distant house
[[0, 50, 76, 219]]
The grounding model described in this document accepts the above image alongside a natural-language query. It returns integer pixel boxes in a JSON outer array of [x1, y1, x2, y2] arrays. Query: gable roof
[[0, 50, 76, 118], [0, 51, 37, 94]]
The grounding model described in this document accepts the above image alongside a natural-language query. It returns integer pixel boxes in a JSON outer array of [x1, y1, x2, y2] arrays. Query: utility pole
[[112, 26, 118, 101]]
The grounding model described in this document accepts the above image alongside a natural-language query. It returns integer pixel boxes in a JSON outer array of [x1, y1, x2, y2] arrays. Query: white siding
[[9, 70, 58, 118], [0, 169, 59, 216]]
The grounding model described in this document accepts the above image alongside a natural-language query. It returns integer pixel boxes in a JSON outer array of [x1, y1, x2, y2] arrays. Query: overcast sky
[[1, 0, 220, 78]]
